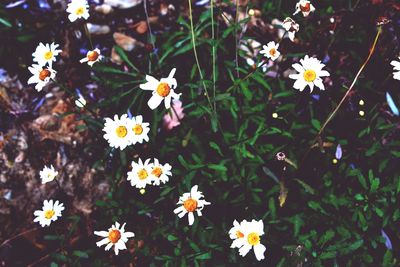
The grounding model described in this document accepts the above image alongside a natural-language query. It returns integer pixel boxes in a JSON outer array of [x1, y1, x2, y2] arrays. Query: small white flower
[[127, 158, 153, 189], [282, 17, 300, 42], [293, 0, 315, 17], [80, 48, 103, 67], [27, 64, 56, 92], [32, 42, 62, 68], [40, 165, 58, 184], [390, 57, 400, 80], [66, 0, 90, 22], [260, 41, 280, 61], [235, 219, 266, 261], [229, 220, 246, 249], [75, 95, 87, 108], [127, 115, 150, 145], [103, 114, 133, 150], [94, 222, 135, 256], [289, 55, 330, 92], [150, 158, 172, 186], [139, 68, 181, 110], [173, 185, 210, 226], [33, 199, 64, 227]]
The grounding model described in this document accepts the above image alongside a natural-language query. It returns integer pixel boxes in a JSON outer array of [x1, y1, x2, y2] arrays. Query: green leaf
[[311, 119, 321, 130], [73, 250, 89, 258]]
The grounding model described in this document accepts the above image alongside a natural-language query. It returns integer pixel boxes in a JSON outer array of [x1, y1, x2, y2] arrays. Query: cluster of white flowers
[[127, 158, 172, 189], [229, 219, 266, 261], [103, 114, 150, 150], [28, 42, 61, 91]]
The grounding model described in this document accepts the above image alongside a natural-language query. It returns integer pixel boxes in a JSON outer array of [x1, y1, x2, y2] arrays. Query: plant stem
[[83, 23, 93, 50], [299, 26, 382, 167], [211, 0, 216, 112], [187, 0, 216, 124], [317, 27, 382, 138]]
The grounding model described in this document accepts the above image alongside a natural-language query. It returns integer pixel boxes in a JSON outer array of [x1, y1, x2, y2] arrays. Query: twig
[[83, 23, 93, 50], [299, 26, 382, 167], [0, 228, 40, 248]]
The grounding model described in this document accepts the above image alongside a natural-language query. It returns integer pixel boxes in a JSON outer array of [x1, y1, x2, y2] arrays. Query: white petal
[[253, 244, 266, 261], [147, 94, 164, 110], [188, 212, 195, 225], [94, 231, 109, 237], [239, 244, 252, 257], [96, 238, 110, 247]]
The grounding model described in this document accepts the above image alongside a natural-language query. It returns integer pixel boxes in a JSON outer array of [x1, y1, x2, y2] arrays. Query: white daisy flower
[[289, 55, 330, 92], [80, 48, 103, 67], [173, 185, 210, 226], [237, 219, 266, 261], [66, 0, 90, 22], [229, 219, 246, 249], [390, 57, 400, 80], [27, 64, 56, 92], [139, 68, 181, 110], [150, 158, 172, 186], [260, 41, 280, 61], [40, 165, 58, 184], [32, 42, 62, 68], [293, 0, 315, 17], [127, 158, 153, 189], [33, 199, 64, 227], [94, 222, 135, 256], [127, 115, 150, 145], [282, 17, 300, 42], [103, 114, 133, 150]]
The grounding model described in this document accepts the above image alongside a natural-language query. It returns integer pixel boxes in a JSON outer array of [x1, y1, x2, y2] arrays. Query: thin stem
[[211, 0, 216, 112], [317, 27, 381, 137], [187, 0, 215, 117], [51, 79, 98, 118], [143, 0, 159, 72], [234, 0, 239, 78], [299, 27, 382, 167], [83, 23, 93, 50], [1, 228, 40, 248]]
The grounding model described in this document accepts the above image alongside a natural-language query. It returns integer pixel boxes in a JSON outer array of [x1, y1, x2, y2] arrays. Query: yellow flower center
[[87, 50, 99, 61], [151, 167, 163, 177], [39, 69, 51, 81], [156, 83, 171, 97], [108, 229, 121, 243], [183, 198, 198, 212], [75, 7, 85, 16], [247, 232, 260, 245], [269, 48, 277, 57], [44, 51, 53, 60], [303, 69, 317, 82], [236, 231, 244, 238], [133, 124, 143, 135], [44, 209, 55, 219], [115, 126, 128, 138], [137, 169, 148, 180]]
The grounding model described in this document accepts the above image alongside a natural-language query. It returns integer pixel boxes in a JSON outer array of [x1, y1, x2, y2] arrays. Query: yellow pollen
[[108, 229, 121, 243], [247, 232, 260, 245], [133, 124, 143, 135], [44, 51, 53, 60], [269, 48, 276, 57], [75, 7, 85, 16], [236, 231, 244, 238], [44, 210, 55, 219], [156, 83, 171, 97], [87, 50, 99, 61], [303, 70, 317, 82], [39, 69, 51, 81], [151, 167, 163, 177], [183, 198, 198, 212], [137, 169, 148, 180], [115, 126, 127, 138]]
